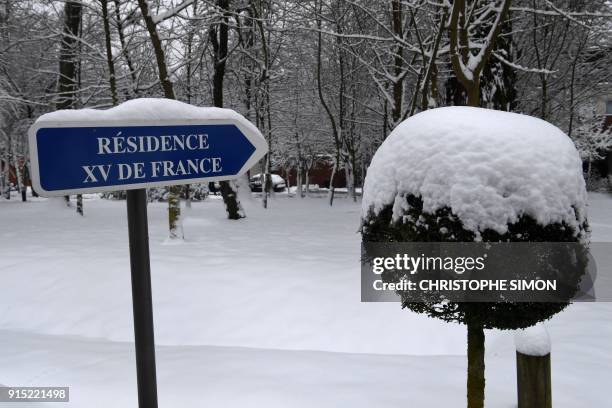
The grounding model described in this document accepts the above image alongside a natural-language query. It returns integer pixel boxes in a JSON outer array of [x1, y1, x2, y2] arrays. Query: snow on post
[[515, 323, 551, 357], [515, 323, 552, 408], [361, 106, 588, 408]]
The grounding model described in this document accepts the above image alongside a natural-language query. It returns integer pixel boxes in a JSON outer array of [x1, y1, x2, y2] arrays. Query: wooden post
[[516, 351, 552, 408]]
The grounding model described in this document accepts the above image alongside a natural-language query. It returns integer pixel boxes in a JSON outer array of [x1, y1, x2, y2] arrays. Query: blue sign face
[[29, 121, 267, 196]]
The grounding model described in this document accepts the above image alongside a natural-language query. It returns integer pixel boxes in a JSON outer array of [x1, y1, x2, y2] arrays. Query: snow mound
[[515, 323, 551, 356], [362, 107, 587, 235], [36, 98, 262, 138]]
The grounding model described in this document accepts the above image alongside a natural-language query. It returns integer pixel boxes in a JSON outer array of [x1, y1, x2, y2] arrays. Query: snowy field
[[0, 192, 611, 407]]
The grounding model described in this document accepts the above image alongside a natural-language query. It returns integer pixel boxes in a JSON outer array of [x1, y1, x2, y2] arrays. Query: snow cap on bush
[[362, 107, 587, 239]]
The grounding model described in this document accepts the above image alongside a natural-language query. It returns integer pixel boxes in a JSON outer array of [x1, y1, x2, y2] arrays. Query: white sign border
[[28, 118, 268, 197]]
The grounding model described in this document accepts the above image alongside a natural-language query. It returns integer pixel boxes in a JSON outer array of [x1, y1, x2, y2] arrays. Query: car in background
[[249, 173, 287, 192]]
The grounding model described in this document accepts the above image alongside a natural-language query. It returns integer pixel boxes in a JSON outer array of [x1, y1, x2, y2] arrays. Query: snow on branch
[[151, 0, 196, 24], [492, 51, 556, 74], [510, 6, 612, 19], [543, 0, 594, 29]]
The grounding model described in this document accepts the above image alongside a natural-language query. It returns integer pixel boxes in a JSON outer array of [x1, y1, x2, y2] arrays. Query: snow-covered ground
[[1, 192, 611, 407]]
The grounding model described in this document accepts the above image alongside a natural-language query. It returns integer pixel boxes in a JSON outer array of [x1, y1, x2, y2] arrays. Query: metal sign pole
[[126, 188, 159, 408]]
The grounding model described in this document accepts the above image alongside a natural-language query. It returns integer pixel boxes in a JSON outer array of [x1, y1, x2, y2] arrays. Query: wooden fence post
[[516, 351, 552, 408]]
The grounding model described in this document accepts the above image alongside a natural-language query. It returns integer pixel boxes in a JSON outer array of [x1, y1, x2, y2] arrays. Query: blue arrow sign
[[29, 118, 267, 197]]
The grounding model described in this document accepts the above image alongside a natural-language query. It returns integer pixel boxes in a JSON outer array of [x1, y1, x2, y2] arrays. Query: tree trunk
[[185, 185, 192, 208], [219, 181, 243, 218], [167, 191, 181, 238], [210, 0, 244, 219], [1, 155, 6, 199], [316, 0, 341, 207], [11, 145, 22, 201], [101, 0, 117, 105], [467, 322, 486, 408], [57, 1, 81, 111], [391, 0, 404, 124], [113, 0, 138, 95], [262, 155, 270, 209], [587, 160, 592, 182], [76, 194, 83, 215], [263, 85, 274, 208], [297, 165, 303, 198], [449, 0, 511, 110], [328, 158, 337, 206], [21, 163, 30, 202], [138, 0, 174, 99], [100, 0, 118, 211], [4, 149, 10, 200], [419, 7, 446, 111], [137, 0, 183, 237], [344, 160, 354, 202], [467, 80, 481, 108], [57, 1, 82, 211]]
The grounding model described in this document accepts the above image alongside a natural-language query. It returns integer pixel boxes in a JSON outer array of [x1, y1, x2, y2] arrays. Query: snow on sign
[[28, 100, 268, 196]]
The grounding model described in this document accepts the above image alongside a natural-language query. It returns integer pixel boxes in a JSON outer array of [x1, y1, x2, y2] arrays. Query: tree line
[[1, 0, 610, 232]]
